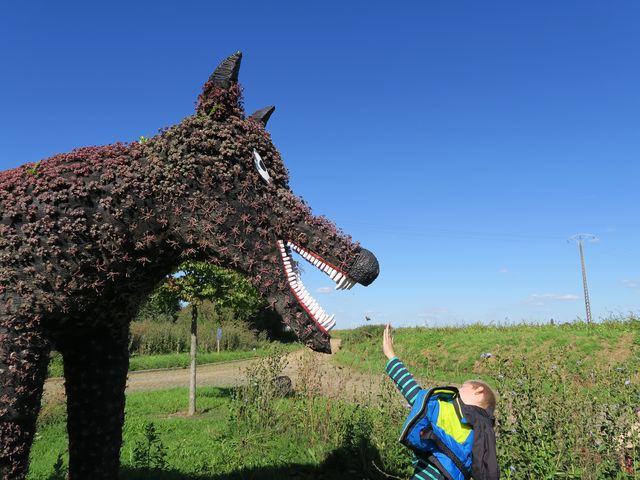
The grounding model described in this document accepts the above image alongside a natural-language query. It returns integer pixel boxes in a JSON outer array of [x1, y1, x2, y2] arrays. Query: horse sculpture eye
[[253, 149, 271, 184]]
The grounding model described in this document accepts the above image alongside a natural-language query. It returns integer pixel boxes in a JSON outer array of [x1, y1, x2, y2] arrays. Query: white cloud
[[498, 268, 509, 274], [315, 287, 332, 294], [623, 279, 639, 290], [525, 293, 579, 306]]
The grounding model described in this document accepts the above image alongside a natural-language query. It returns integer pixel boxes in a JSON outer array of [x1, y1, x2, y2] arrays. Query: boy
[[383, 324, 499, 480]]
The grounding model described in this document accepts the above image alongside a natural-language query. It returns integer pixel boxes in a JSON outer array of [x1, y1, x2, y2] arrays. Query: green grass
[[47, 343, 301, 378], [28, 386, 397, 480], [333, 318, 640, 385], [29, 319, 640, 479]]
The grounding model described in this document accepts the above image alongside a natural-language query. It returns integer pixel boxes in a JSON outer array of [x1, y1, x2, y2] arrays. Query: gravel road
[[43, 339, 387, 404]]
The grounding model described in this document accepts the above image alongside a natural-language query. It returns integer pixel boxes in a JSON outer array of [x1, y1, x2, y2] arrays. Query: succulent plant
[[0, 52, 379, 478]]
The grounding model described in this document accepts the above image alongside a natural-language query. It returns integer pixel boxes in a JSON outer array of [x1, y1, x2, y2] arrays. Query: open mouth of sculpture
[[277, 239, 356, 333]]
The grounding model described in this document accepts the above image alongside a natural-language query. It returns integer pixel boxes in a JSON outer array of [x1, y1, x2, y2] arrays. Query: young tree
[[163, 261, 264, 415]]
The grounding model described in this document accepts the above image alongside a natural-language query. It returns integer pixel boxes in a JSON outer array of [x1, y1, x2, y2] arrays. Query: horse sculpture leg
[[59, 326, 129, 479], [0, 321, 51, 480]]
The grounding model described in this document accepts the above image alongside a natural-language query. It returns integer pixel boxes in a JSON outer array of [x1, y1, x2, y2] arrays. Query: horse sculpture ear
[[249, 106, 275, 126], [196, 51, 244, 118]]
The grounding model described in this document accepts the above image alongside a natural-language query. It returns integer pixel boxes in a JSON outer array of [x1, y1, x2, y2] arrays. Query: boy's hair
[[464, 380, 497, 412]]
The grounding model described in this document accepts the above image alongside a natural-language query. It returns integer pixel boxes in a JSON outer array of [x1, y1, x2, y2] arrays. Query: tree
[[135, 287, 182, 323], [162, 261, 265, 415]]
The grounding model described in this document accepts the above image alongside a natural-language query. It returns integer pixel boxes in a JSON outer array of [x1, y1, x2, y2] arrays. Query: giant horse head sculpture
[[0, 52, 379, 478]]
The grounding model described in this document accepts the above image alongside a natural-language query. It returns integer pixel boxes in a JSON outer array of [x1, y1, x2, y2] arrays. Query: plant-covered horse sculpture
[[0, 52, 379, 479]]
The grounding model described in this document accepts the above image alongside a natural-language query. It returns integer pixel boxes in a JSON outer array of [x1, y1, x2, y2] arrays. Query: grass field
[[30, 317, 640, 479], [47, 343, 300, 378], [334, 318, 640, 386], [31, 358, 405, 479]]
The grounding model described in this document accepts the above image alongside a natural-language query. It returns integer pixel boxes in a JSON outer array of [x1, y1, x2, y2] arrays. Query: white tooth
[[322, 314, 336, 329]]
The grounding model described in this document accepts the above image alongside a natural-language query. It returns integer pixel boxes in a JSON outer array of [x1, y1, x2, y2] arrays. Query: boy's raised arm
[[383, 324, 423, 405]]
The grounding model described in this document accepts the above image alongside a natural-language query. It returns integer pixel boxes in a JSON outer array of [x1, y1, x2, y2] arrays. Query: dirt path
[[43, 339, 387, 404]]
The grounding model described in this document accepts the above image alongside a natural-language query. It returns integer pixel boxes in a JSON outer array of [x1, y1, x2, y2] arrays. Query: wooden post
[[188, 303, 198, 416]]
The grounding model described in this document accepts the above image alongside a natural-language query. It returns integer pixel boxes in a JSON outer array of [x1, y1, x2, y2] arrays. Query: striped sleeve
[[385, 357, 422, 405]]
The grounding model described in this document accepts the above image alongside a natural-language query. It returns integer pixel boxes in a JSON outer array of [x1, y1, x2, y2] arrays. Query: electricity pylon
[[568, 234, 597, 324]]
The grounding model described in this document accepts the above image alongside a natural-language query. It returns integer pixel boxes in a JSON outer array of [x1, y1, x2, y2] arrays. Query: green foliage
[[47, 453, 67, 480], [24, 160, 41, 175], [491, 352, 640, 479], [165, 261, 264, 320], [32, 318, 640, 479], [230, 346, 290, 428], [129, 303, 267, 355], [131, 422, 168, 471], [135, 288, 182, 324], [336, 318, 640, 384]]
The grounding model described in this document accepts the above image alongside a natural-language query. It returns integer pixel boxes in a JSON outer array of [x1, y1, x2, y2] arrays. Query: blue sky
[[1, 1, 638, 329]]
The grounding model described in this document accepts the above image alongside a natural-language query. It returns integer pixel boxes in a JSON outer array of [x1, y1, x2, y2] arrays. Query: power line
[[337, 220, 567, 242]]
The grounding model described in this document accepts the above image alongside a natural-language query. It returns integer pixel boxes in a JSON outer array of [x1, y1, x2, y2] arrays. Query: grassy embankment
[[333, 318, 640, 386], [30, 317, 640, 479]]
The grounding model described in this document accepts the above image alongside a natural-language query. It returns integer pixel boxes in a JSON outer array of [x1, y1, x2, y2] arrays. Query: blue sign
[[216, 327, 222, 341]]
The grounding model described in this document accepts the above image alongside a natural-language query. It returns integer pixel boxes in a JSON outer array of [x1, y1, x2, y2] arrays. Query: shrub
[[128, 302, 267, 355]]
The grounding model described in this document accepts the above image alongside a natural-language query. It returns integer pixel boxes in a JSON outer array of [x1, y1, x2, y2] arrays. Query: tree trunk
[[188, 302, 198, 416]]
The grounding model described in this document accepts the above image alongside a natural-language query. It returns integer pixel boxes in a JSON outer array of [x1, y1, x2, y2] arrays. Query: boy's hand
[[383, 323, 396, 360]]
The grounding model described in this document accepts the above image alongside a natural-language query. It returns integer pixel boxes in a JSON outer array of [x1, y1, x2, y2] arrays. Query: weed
[[131, 422, 168, 471], [48, 453, 67, 480], [230, 345, 289, 428]]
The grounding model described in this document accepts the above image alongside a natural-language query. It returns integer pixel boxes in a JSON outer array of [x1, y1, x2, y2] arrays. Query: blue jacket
[[399, 386, 474, 480]]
